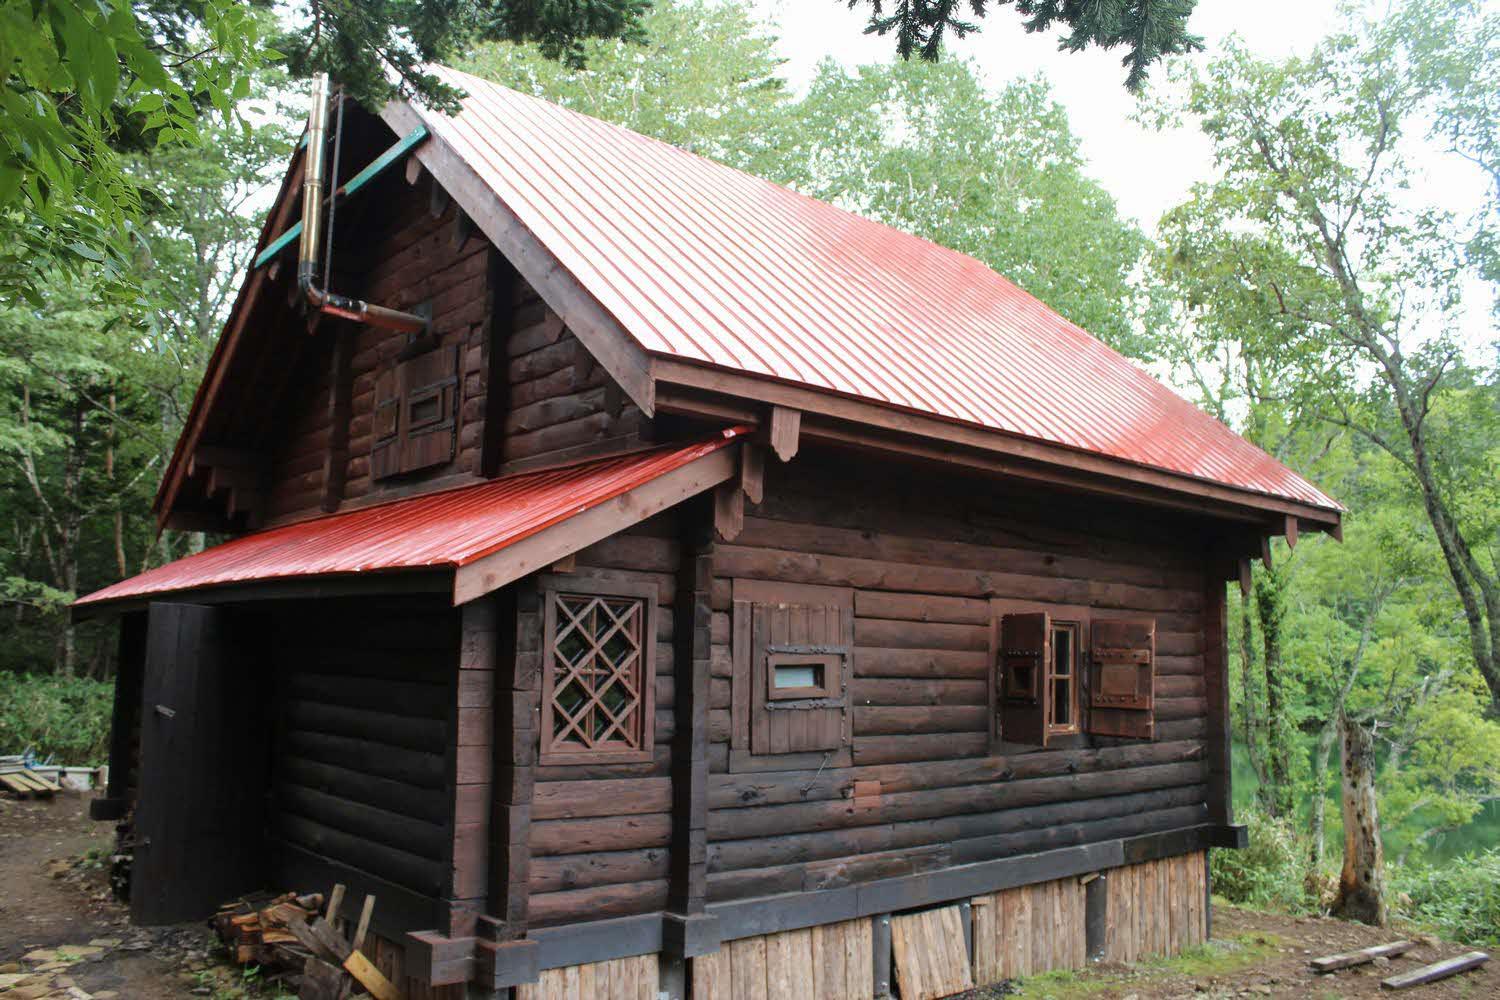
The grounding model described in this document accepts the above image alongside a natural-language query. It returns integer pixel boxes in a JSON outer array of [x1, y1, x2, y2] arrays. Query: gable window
[[539, 578, 657, 765], [371, 344, 458, 480], [992, 601, 1156, 746], [730, 580, 853, 773]]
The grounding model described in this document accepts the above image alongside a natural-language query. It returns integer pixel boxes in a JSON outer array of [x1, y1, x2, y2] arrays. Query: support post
[[91, 611, 146, 822], [490, 584, 540, 937], [663, 497, 722, 963]]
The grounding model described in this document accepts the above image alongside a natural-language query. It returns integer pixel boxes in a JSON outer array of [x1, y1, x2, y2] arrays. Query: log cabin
[[74, 67, 1342, 1000]]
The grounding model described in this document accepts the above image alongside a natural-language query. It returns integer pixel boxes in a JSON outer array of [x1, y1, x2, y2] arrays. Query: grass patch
[[999, 932, 1286, 1000]]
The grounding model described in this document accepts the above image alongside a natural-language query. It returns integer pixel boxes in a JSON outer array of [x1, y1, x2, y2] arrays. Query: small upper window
[[539, 580, 657, 765]]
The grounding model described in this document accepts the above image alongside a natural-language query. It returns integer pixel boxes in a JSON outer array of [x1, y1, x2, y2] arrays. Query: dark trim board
[[512, 825, 1238, 974]]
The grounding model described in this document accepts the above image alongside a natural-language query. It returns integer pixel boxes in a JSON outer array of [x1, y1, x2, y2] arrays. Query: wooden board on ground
[[891, 905, 973, 1000], [1310, 940, 1414, 973], [1381, 952, 1489, 990], [0, 769, 60, 798]]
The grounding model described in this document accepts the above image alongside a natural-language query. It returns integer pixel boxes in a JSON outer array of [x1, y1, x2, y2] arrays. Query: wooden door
[[132, 603, 268, 924]]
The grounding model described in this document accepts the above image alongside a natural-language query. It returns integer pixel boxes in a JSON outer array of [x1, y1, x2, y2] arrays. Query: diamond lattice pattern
[[550, 595, 644, 751]]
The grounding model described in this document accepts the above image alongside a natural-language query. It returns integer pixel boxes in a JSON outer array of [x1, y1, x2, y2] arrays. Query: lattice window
[[539, 582, 656, 765]]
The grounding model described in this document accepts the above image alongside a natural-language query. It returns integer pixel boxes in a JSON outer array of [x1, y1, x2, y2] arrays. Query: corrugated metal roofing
[[408, 65, 1337, 512], [77, 431, 743, 607]]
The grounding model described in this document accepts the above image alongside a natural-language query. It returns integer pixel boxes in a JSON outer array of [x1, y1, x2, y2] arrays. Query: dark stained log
[[319, 328, 354, 512], [529, 813, 674, 856], [528, 880, 671, 929], [276, 756, 448, 824], [529, 848, 671, 894], [1202, 558, 1233, 826], [282, 729, 447, 787], [273, 781, 447, 859], [275, 813, 445, 896], [531, 777, 673, 820]]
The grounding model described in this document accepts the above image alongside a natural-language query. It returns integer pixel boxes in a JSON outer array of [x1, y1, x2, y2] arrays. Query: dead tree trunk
[[1331, 712, 1386, 926]]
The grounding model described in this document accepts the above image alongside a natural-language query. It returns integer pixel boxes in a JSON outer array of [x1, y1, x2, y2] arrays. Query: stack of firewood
[[212, 884, 402, 1000]]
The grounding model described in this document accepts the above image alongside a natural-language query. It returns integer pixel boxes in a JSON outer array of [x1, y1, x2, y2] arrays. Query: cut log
[[1380, 952, 1488, 990], [1310, 940, 1415, 973]]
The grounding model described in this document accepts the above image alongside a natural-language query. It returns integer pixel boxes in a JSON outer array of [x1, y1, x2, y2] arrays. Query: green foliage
[[0, 0, 272, 307], [0, 672, 112, 763], [1390, 848, 1500, 946], [1209, 808, 1313, 912], [846, 0, 1203, 89]]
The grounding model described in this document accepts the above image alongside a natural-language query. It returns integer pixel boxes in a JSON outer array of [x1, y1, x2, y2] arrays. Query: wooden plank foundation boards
[[891, 905, 973, 1000], [517, 953, 659, 1000], [1380, 952, 1489, 990]]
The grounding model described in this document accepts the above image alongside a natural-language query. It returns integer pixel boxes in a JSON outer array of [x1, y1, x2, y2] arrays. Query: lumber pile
[[0, 760, 61, 798], [212, 884, 403, 1000], [1309, 940, 1490, 991]]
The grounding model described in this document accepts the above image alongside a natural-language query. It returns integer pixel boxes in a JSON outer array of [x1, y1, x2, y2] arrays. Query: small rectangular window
[[766, 652, 839, 700]]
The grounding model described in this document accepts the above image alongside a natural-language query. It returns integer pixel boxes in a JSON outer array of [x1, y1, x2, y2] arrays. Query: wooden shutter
[[369, 345, 459, 481], [369, 368, 401, 481], [748, 601, 847, 756], [998, 611, 1049, 746], [1088, 618, 1155, 739], [398, 345, 458, 473]]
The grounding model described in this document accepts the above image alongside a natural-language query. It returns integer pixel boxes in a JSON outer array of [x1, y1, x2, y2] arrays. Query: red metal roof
[[407, 66, 1337, 512], [78, 431, 743, 608]]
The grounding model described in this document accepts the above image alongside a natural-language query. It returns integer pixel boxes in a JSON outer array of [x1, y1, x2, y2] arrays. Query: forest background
[[1, 0, 1496, 948]]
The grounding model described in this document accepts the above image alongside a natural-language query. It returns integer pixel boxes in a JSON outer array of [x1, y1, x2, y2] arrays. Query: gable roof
[[82, 429, 743, 612], [383, 66, 1338, 516]]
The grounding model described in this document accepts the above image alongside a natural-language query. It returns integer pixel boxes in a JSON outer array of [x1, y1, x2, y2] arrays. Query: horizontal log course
[[283, 700, 446, 754], [710, 739, 1205, 811], [276, 755, 448, 825], [706, 761, 1207, 841], [275, 812, 444, 896], [853, 705, 988, 736], [853, 647, 989, 679], [273, 781, 447, 860], [529, 848, 671, 894], [849, 677, 989, 706], [531, 813, 674, 856], [735, 513, 1202, 591], [853, 732, 993, 765], [533, 778, 673, 820], [706, 802, 1208, 902], [282, 671, 451, 720], [528, 879, 670, 929], [282, 730, 447, 788], [854, 617, 988, 652], [708, 784, 1209, 876]]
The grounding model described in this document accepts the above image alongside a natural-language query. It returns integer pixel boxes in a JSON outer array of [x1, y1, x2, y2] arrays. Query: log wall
[[262, 597, 459, 931], [702, 451, 1214, 905], [263, 170, 499, 524], [258, 169, 646, 527], [525, 514, 682, 929]]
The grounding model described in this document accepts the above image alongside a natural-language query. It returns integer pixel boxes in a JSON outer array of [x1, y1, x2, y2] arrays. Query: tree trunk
[[1238, 585, 1267, 787], [1309, 722, 1337, 870], [1256, 565, 1296, 818], [1331, 712, 1387, 926]]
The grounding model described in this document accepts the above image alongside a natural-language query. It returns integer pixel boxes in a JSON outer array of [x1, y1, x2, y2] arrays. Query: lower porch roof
[[75, 428, 746, 614]]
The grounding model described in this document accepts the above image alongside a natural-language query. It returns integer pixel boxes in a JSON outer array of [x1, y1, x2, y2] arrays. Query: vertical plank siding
[[703, 455, 1214, 904], [692, 919, 872, 1000], [525, 515, 682, 928], [1102, 852, 1208, 964], [265, 598, 458, 918]]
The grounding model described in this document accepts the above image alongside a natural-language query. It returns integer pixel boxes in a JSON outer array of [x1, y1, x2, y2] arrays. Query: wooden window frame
[[766, 651, 841, 701], [989, 599, 1157, 748], [730, 579, 854, 773], [537, 575, 658, 766], [1048, 620, 1081, 737]]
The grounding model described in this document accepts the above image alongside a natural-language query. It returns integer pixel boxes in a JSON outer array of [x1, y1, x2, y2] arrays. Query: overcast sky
[[750, 0, 1448, 229]]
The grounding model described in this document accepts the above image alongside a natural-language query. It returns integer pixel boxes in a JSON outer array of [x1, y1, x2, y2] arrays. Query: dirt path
[[1, 793, 1494, 998], [0, 792, 217, 1000]]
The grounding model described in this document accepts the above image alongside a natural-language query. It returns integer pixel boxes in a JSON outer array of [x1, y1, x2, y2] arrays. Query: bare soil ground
[[1, 793, 1494, 999]]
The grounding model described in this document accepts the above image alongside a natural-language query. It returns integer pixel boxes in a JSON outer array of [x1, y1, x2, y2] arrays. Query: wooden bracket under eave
[[768, 406, 800, 462], [713, 442, 762, 542], [1239, 558, 1253, 598], [1284, 514, 1299, 549]]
